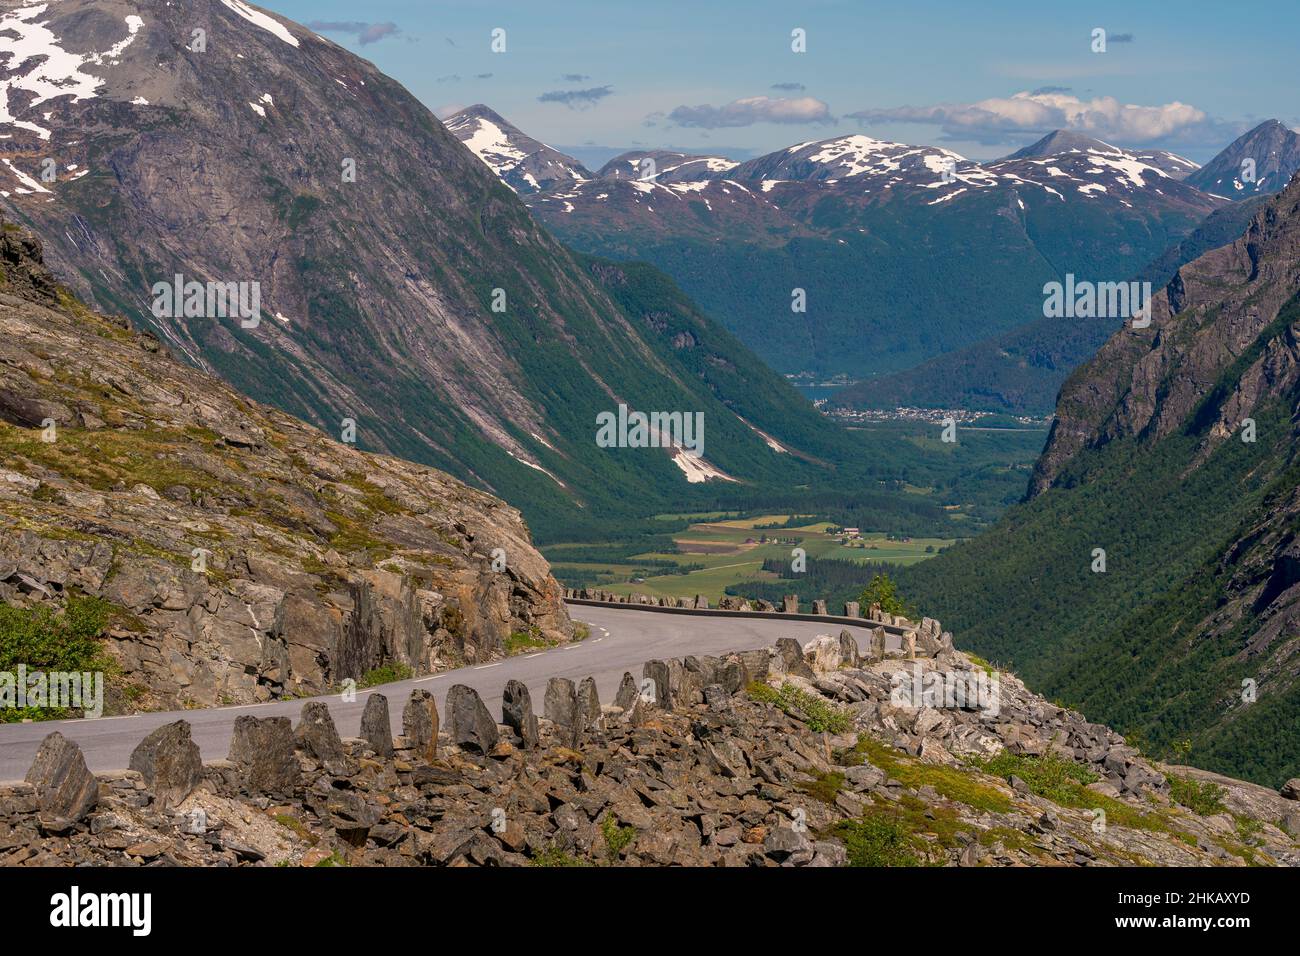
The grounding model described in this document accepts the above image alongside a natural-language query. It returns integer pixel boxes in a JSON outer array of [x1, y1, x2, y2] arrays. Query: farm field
[[549, 513, 953, 603]]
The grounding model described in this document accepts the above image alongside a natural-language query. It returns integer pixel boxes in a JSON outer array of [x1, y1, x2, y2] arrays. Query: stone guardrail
[[563, 596, 917, 636]]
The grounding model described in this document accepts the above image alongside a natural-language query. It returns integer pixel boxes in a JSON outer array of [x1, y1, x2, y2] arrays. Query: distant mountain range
[[447, 106, 1300, 414], [0, 0, 866, 543]]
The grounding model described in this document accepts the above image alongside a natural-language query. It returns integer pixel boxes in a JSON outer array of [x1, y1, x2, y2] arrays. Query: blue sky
[[269, 0, 1298, 162]]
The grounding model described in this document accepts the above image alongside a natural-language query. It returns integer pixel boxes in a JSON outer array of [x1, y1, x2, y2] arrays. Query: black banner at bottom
[[1, 864, 1279, 942]]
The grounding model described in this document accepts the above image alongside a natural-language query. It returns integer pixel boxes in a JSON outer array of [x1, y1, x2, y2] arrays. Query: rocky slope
[[0, 0, 847, 542], [7, 624, 1297, 866], [0, 218, 570, 710], [901, 174, 1300, 787]]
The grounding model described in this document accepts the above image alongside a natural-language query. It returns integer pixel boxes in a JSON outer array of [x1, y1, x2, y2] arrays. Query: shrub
[[1167, 775, 1227, 816], [857, 573, 915, 618], [832, 813, 922, 867], [601, 815, 636, 862], [0, 594, 111, 721], [357, 662, 413, 688]]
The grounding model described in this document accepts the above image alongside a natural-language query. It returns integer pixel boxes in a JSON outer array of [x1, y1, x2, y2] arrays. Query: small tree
[[858, 573, 915, 619]]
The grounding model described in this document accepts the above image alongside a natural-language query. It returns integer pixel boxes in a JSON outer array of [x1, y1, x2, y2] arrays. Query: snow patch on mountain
[[220, 0, 299, 48], [0, 5, 144, 140]]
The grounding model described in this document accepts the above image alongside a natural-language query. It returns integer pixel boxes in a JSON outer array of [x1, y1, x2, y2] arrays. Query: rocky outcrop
[[0, 217, 570, 711], [1032, 173, 1300, 497]]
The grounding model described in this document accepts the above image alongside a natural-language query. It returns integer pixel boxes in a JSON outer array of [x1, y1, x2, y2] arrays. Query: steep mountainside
[[900, 175, 1300, 787], [0, 0, 853, 542], [0, 216, 569, 711], [839, 194, 1273, 416], [1186, 120, 1300, 198], [509, 120, 1222, 381]]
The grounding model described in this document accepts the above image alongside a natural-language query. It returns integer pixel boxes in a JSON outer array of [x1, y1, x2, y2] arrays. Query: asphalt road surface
[[0, 604, 898, 781]]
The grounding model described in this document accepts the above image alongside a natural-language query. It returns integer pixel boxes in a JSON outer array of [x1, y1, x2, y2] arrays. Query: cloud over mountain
[[664, 95, 833, 128], [307, 20, 401, 45], [848, 90, 1232, 147], [538, 86, 613, 109]]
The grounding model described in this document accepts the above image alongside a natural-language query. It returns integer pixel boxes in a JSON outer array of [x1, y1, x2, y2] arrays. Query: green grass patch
[[505, 628, 551, 655], [847, 736, 1012, 814], [830, 810, 924, 866], [530, 846, 591, 867], [746, 681, 852, 734], [796, 771, 846, 805]]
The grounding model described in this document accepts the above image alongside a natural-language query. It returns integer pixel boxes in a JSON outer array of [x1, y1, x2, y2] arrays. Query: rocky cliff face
[[0, 219, 569, 710], [1031, 173, 1300, 497]]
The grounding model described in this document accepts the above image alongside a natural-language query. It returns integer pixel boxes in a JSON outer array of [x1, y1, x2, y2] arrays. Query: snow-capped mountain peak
[[730, 133, 975, 183], [443, 104, 591, 194], [597, 150, 738, 183]]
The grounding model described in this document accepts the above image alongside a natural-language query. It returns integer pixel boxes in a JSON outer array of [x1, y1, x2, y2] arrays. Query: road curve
[[0, 603, 897, 781]]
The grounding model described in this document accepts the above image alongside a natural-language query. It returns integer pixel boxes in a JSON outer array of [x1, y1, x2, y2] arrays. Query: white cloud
[[850, 91, 1220, 147], [664, 95, 833, 129]]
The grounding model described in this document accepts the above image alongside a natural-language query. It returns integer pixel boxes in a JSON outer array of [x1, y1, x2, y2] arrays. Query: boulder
[[502, 679, 539, 749], [782, 595, 799, 614], [774, 638, 816, 679], [577, 677, 601, 730], [446, 684, 499, 754], [763, 826, 812, 863], [803, 635, 842, 673], [295, 701, 349, 773], [1281, 778, 1300, 800], [544, 677, 581, 746], [128, 720, 203, 809], [812, 599, 827, 615], [25, 732, 98, 826], [228, 716, 298, 796], [359, 693, 394, 758], [402, 689, 439, 762], [838, 630, 860, 668], [843, 602, 860, 618], [612, 671, 638, 711]]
